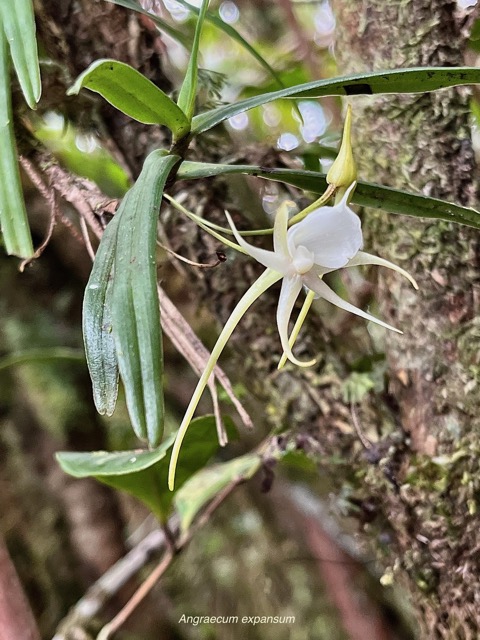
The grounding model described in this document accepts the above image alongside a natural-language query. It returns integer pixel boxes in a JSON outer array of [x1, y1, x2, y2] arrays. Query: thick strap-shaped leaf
[[191, 67, 480, 135], [112, 152, 179, 446], [68, 60, 190, 139], [0, 30, 34, 258], [177, 161, 480, 229], [83, 214, 121, 416], [177, 0, 209, 120], [0, 0, 41, 108]]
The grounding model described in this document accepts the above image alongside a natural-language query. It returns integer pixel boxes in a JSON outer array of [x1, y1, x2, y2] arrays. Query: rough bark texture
[[332, 1, 480, 637]]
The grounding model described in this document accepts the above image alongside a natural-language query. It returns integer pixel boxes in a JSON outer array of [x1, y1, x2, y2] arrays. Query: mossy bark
[[331, 1, 480, 636]]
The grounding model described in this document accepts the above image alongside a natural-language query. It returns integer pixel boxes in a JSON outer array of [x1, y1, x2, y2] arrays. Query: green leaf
[[67, 60, 190, 139], [177, 0, 209, 121], [191, 67, 480, 134], [0, 0, 41, 108], [174, 452, 261, 533], [0, 30, 34, 258], [57, 441, 173, 522], [177, 161, 480, 229], [83, 214, 121, 417], [111, 152, 179, 446], [56, 415, 234, 521], [107, 0, 190, 48]]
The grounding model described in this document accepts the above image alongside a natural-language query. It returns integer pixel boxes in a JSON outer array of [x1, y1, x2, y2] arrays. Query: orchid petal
[[226, 212, 289, 274], [346, 251, 419, 290], [302, 273, 402, 334], [277, 275, 316, 367], [287, 204, 362, 269], [168, 268, 282, 490], [273, 202, 290, 259], [278, 288, 316, 370]]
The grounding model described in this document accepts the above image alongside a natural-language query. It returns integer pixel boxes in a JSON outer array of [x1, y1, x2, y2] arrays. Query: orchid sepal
[[346, 251, 419, 290], [168, 267, 282, 490], [302, 272, 402, 334]]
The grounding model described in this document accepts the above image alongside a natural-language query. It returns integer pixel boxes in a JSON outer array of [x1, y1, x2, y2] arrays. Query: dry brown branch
[[52, 526, 172, 640], [55, 467, 247, 640]]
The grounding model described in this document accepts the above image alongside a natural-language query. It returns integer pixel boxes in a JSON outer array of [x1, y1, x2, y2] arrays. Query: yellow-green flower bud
[[327, 104, 357, 188]]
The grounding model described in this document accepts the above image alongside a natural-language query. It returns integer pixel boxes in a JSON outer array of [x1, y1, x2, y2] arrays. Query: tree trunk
[[332, 1, 480, 637]]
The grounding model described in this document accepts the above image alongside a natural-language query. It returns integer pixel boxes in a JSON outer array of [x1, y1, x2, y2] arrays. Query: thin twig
[[97, 549, 174, 640], [158, 240, 224, 268], [38, 155, 107, 239], [79, 215, 96, 261], [350, 401, 372, 450], [52, 527, 172, 640], [18, 156, 59, 270], [210, 377, 228, 446], [97, 476, 244, 640]]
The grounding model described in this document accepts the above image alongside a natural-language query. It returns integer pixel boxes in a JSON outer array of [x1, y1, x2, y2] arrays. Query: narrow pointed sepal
[[225, 212, 288, 274], [302, 273, 402, 334], [346, 251, 419, 290], [168, 268, 282, 490]]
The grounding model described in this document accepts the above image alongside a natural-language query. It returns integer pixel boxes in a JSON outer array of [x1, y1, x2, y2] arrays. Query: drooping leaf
[[67, 60, 190, 139], [0, 0, 41, 108], [111, 151, 179, 446], [174, 452, 261, 533], [83, 213, 121, 416], [177, 161, 480, 229], [0, 30, 34, 258], [56, 415, 235, 521], [191, 67, 480, 134], [177, 0, 209, 120]]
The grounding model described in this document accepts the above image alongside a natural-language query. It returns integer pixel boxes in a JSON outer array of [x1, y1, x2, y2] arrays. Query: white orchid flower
[[227, 183, 417, 366], [168, 183, 417, 489]]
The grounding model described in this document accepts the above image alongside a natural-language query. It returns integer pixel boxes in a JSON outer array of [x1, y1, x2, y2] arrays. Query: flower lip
[[287, 201, 362, 270]]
